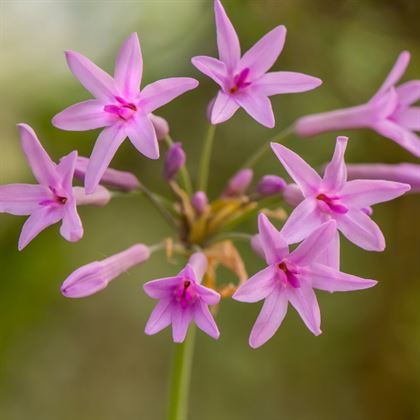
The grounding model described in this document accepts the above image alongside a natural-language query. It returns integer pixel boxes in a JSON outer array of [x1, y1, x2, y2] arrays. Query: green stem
[[204, 231, 253, 246], [167, 326, 196, 420], [164, 135, 193, 196], [240, 124, 295, 169], [198, 124, 216, 193]]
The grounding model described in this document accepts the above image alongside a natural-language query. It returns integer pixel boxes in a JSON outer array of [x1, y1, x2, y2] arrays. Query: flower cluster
[[1, 0, 417, 348]]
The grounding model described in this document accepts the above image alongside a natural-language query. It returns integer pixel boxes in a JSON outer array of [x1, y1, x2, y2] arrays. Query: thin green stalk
[[167, 326, 196, 420], [198, 124, 216, 192], [164, 135, 193, 196], [240, 124, 295, 169], [204, 231, 253, 246]]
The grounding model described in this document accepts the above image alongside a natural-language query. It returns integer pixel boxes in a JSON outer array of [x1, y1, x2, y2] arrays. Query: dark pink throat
[[229, 68, 251, 94], [316, 193, 348, 214], [175, 279, 196, 308], [104, 96, 137, 120], [39, 187, 68, 207], [278, 261, 300, 288]]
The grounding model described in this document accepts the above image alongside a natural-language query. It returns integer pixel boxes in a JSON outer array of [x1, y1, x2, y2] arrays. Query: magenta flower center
[[174, 278, 197, 308], [39, 186, 68, 207], [104, 96, 137, 120], [316, 193, 348, 214], [229, 68, 251, 94], [277, 261, 300, 288]]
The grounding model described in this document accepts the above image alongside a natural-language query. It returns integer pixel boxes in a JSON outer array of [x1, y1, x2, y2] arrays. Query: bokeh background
[[1, 1, 419, 419]]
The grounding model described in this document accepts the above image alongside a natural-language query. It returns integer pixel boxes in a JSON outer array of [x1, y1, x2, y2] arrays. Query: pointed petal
[[57, 151, 77, 192], [126, 114, 159, 160], [396, 80, 420, 106], [289, 221, 337, 266], [140, 78, 198, 113], [373, 51, 410, 100], [18, 124, 59, 187], [305, 263, 377, 293], [65, 50, 117, 101], [374, 119, 420, 157], [191, 55, 227, 88], [18, 206, 62, 250], [193, 302, 220, 339], [235, 91, 275, 128], [188, 253, 208, 282], [172, 308, 193, 343], [214, 0, 240, 70], [280, 199, 325, 244], [114, 32, 142, 97], [255, 71, 322, 96], [394, 107, 420, 131], [316, 230, 340, 270], [85, 124, 127, 194], [322, 136, 348, 191], [143, 277, 180, 299], [0, 184, 49, 215], [239, 26, 286, 78], [249, 287, 288, 349], [210, 90, 240, 124], [336, 209, 385, 251], [340, 179, 410, 208], [287, 283, 321, 336], [271, 143, 322, 196], [60, 202, 83, 242], [196, 284, 221, 305], [52, 100, 115, 131], [144, 299, 173, 335], [233, 265, 276, 303], [257, 213, 288, 265]]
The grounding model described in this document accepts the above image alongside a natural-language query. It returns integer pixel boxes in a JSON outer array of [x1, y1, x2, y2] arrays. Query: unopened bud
[[283, 183, 304, 207], [222, 169, 253, 198], [191, 191, 209, 215], [163, 142, 186, 181], [256, 175, 286, 197]]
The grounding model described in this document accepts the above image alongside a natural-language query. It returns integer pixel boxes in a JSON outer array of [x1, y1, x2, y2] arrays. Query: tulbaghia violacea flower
[[222, 168, 253, 197], [73, 156, 140, 192], [61, 244, 150, 298], [144, 253, 220, 343], [52, 32, 198, 193], [163, 142, 186, 181], [233, 214, 377, 348], [0, 125, 108, 250], [295, 51, 420, 157], [256, 175, 286, 197], [347, 163, 420, 193], [271, 136, 410, 255], [191, 0, 322, 127]]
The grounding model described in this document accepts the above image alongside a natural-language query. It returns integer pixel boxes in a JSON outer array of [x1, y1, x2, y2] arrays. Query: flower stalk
[[198, 124, 216, 192]]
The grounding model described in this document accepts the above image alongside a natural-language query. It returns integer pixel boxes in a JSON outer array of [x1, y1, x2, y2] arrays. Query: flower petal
[[188, 253, 208, 283], [394, 107, 420, 131], [143, 277, 180, 299], [257, 213, 288, 265], [191, 55, 227, 88], [60, 202, 83, 242], [255, 71, 322, 96], [18, 206, 63, 250], [65, 50, 117, 101], [336, 209, 385, 251], [210, 91, 240, 124], [114, 32, 142, 97], [249, 287, 288, 349], [315, 229, 340, 270], [125, 114, 159, 160], [287, 283, 321, 336], [140, 78, 198, 114], [214, 0, 240, 70], [85, 124, 127, 194], [193, 302, 220, 339], [322, 136, 348, 192], [239, 25, 286, 79], [340, 179, 410, 208], [271, 143, 322, 196], [0, 184, 49, 215], [144, 298, 173, 335], [289, 220, 337, 266], [396, 80, 420, 106], [233, 265, 276, 303], [235, 91, 275, 128], [196, 284, 221, 305], [52, 100, 115, 131], [305, 263, 377, 293], [172, 307, 193, 343], [57, 151, 77, 193], [18, 124, 59, 188]]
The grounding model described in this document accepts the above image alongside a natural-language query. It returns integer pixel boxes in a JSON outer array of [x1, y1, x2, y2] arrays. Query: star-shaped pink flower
[[296, 51, 420, 157], [191, 0, 322, 127], [233, 214, 377, 348], [271, 136, 411, 255], [53, 33, 198, 193]]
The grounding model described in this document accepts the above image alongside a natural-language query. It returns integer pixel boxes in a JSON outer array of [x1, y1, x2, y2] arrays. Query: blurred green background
[[0, 1, 419, 419]]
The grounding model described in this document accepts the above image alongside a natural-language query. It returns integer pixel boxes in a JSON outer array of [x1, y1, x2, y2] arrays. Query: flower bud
[[150, 114, 170, 140], [222, 169, 253, 198], [73, 185, 111, 207], [163, 142, 186, 181], [61, 244, 150, 298], [191, 191, 209, 215], [283, 183, 304, 207], [256, 175, 286, 197]]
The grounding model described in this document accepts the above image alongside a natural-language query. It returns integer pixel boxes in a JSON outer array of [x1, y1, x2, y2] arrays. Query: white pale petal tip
[[336, 135, 349, 143], [249, 336, 264, 349]]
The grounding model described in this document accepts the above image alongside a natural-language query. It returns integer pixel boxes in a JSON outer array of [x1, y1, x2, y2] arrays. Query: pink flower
[[52, 33, 198, 193], [295, 51, 420, 157], [271, 136, 411, 255], [233, 215, 377, 348], [0, 125, 108, 250], [191, 0, 322, 127], [144, 253, 220, 343], [61, 244, 150, 298]]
